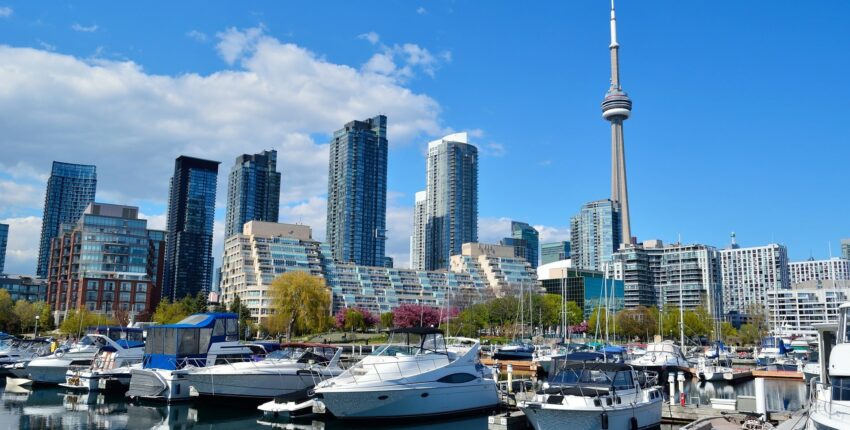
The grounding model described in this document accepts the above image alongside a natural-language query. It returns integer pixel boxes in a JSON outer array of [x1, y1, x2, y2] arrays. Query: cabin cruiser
[[756, 336, 793, 367], [493, 341, 535, 361], [519, 361, 663, 430], [26, 328, 144, 384], [627, 340, 690, 378], [60, 336, 146, 392], [312, 327, 499, 419], [180, 342, 343, 400], [0, 337, 52, 375], [808, 302, 850, 430], [535, 343, 623, 375], [126, 312, 261, 402]]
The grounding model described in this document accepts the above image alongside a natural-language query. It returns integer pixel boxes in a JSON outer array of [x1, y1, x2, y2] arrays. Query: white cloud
[[0, 7, 12, 18], [0, 28, 448, 273], [361, 41, 451, 81], [186, 30, 208, 43], [37, 40, 56, 52], [0, 216, 41, 275], [71, 23, 98, 33], [357, 31, 380, 45], [416, 7, 427, 15], [479, 216, 570, 246], [215, 25, 265, 65], [535, 225, 571, 244], [139, 212, 167, 231], [481, 142, 507, 157]]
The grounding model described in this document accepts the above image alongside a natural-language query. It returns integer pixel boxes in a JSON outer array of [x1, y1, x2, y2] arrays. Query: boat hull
[[522, 397, 662, 430], [185, 371, 326, 399], [318, 381, 499, 419], [28, 359, 85, 384]]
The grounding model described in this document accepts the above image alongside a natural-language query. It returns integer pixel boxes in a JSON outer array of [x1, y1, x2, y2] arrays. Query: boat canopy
[[761, 336, 791, 354], [377, 327, 447, 356], [142, 313, 241, 370], [547, 361, 638, 391]]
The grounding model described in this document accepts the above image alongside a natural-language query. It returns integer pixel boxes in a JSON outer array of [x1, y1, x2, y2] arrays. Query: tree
[[152, 298, 191, 324], [720, 322, 738, 340], [683, 306, 712, 339], [455, 303, 489, 337], [59, 309, 116, 335], [380, 312, 394, 329], [268, 271, 331, 339], [13, 300, 37, 333], [393, 304, 442, 328], [565, 301, 584, 326], [661, 306, 682, 340], [532, 294, 563, 329], [192, 291, 209, 313], [334, 307, 377, 332], [36, 302, 54, 332], [113, 308, 131, 327], [616, 306, 657, 341], [588, 307, 613, 338], [739, 323, 762, 345]]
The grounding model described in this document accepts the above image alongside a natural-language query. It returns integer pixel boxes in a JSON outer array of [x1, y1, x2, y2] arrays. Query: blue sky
[[0, 1, 848, 275]]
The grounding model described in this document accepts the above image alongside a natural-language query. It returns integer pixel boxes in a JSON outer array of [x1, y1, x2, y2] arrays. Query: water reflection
[[682, 379, 808, 412]]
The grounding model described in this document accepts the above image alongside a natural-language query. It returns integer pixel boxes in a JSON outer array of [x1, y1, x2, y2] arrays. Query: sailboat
[[494, 280, 535, 361]]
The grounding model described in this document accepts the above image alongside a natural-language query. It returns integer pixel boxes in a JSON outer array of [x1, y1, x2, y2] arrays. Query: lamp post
[[35, 315, 40, 338]]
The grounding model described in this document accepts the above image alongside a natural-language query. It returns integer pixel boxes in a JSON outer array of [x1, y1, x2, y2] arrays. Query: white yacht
[[519, 361, 663, 430], [26, 328, 144, 384], [180, 342, 343, 400], [627, 340, 690, 378], [808, 302, 850, 430], [312, 327, 499, 419], [126, 312, 261, 402], [60, 336, 146, 392]]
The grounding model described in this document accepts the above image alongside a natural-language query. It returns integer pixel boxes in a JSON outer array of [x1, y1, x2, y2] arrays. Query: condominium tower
[[719, 241, 789, 316], [326, 115, 388, 266], [163, 156, 220, 300], [410, 191, 427, 270], [788, 258, 850, 284], [541, 241, 571, 265], [570, 199, 622, 271], [224, 150, 281, 238], [424, 132, 478, 271], [511, 221, 539, 269], [0, 223, 7, 274], [36, 161, 97, 277]]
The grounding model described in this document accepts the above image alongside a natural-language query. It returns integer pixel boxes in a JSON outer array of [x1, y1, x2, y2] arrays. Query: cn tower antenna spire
[[601, 0, 633, 248]]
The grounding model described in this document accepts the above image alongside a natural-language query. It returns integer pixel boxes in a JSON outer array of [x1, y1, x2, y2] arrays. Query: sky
[[0, 1, 848, 276]]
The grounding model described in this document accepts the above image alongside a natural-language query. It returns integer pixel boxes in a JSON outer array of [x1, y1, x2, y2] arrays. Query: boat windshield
[[267, 346, 333, 364], [762, 337, 780, 348], [549, 367, 635, 390], [841, 307, 850, 344], [374, 332, 447, 356]]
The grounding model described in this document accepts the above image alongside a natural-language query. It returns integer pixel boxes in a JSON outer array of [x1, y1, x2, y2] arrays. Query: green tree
[[59, 309, 116, 335], [0, 289, 19, 333], [739, 323, 762, 345], [661, 306, 682, 340], [487, 296, 518, 335], [152, 298, 191, 324], [268, 271, 331, 339], [380, 312, 394, 329], [565, 301, 584, 326], [36, 302, 54, 332], [588, 307, 613, 338], [343, 309, 366, 332], [14, 300, 37, 334], [616, 306, 657, 341], [683, 306, 712, 339], [720, 322, 738, 340], [192, 291, 209, 313], [455, 303, 489, 337]]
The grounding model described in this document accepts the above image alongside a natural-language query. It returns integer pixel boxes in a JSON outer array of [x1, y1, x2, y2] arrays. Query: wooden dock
[[481, 358, 537, 373], [662, 403, 792, 424], [751, 369, 803, 380]]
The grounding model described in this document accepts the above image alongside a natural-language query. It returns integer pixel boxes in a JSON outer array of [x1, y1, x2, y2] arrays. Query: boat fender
[[651, 355, 656, 363], [629, 417, 638, 430], [600, 412, 609, 430]]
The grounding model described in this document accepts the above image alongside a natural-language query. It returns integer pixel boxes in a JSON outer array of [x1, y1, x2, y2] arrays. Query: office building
[[410, 191, 427, 270], [510, 221, 539, 269], [36, 161, 97, 277], [0, 223, 7, 274], [500, 237, 528, 262], [541, 241, 570, 265], [164, 156, 220, 300], [220, 221, 490, 323], [326, 115, 388, 267], [788, 258, 850, 284], [719, 240, 789, 317], [570, 199, 621, 271], [538, 264, 625, 319], [224, 150, 281, 238], [424, 132, 478, 270], [45, 203, 165, 319], [449, 242, 539, 298], [0, 275, 47, 302], [767, 280, 850, 337]]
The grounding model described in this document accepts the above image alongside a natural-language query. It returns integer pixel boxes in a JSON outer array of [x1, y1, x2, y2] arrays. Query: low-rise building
[[449, 242, 539, 298], [0, 275, 47, 302], [766, 280, 850, 336], [538, 262, 624, 319]]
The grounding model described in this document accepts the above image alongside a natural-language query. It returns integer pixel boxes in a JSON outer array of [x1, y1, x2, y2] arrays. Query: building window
[[87, 281, 98, 290], [119, 292, 131, 302], [121, 282, 132, 292], [136, 283, 147, 293]]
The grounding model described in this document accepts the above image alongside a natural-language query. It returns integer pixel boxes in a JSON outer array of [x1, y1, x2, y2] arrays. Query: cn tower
[[601, 0, 633, 247]]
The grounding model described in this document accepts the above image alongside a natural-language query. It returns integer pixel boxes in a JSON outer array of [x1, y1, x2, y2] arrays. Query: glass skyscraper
[[326, 115, 387, 267], [424, 132, 478, 271], [570, 199, 622, 271], [541, 241, 571, 265], [511, 221, 539, 269], [164, 156, 220, 300], [224, 150, 281, 238], [36, 161, 97, 278], [0, 223, 8, 274]]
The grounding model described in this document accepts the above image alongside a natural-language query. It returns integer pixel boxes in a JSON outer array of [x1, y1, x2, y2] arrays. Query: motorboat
[[808, 302, 850, 429], [703, 341, 733, 367], [535, 343, 623, 375], [312, 327, 499, 419], [26, 328, 144, 384], [755, 335, 792, 367], [493, 341, 535, 361], [60, 336, 146, 392], [181, 342, 343, 400], [126, 312, 262, 402], [696, 357, 731, 382], [803, 360, 820, 383], [627, 340, 690, 379], [0, 337, 52, 375], [519, 361, 663, 430]]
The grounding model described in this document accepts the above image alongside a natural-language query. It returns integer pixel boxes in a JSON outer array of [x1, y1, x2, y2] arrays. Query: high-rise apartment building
[[570, 199, 621, 271], [511, 221, 539, 269], [224, 150, 281, 238], [0, 223, 7, 274], [164, 156, 219, 300], [541, 241, 571, 265], [36, 161, 97, 277], [424, 132, 478, 271], [719, 242, 789, 317], [410, 191, 427, 270], [842, 239, 850, 261], [326, 115, 388, 266], [788, 258, 850, 284], [45, 203, 165, 319]]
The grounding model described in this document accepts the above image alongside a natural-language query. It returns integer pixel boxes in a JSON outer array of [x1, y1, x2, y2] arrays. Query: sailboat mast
[[679, 234, 685, 349]]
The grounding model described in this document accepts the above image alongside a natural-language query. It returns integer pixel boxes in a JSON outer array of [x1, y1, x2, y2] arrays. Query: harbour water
[[0, 378, 806, 429]]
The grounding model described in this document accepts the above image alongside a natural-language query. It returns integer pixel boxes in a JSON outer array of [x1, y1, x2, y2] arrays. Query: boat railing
[[810, 381, 850, 420], [335, 354, 448, 386]]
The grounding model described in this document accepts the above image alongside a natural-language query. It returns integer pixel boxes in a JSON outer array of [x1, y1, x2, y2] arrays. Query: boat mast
[[679, 234, 685, 350]]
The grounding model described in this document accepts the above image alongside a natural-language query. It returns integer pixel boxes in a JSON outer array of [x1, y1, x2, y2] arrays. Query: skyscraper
[[720, 242, 789, 317], [0, 223, 8, 274], [163, 156, 220, 300], [410, 190, 427, 270], [424, 132, 478, 271], [511, 221, 539, 269], [570, 199, 621, 271], [326, 115, 388, 266], [36, 161, 97, 277], [224, 150, 281, 238], [602, 1, 634, 247], [842, 238, 850, 261], [541, 241, 570, 265]]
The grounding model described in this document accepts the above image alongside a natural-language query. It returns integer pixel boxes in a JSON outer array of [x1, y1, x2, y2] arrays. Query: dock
[[751, 369, 803, 380], [481, 358, 537, 373]]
